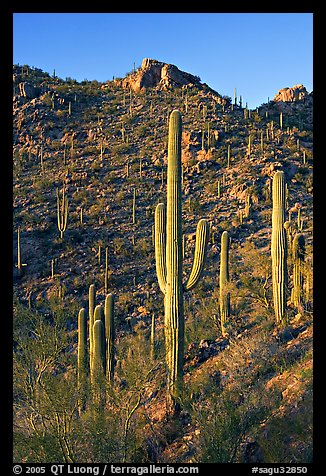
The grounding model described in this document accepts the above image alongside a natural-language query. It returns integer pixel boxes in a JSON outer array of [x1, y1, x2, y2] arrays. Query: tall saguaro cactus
[[219, 231, 230, 336], [155, 110, 209, 413], [271, 171, 288, 325]]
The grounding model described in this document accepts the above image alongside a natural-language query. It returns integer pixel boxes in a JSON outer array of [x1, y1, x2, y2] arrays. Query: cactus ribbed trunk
[[155, 110, 209, 415], [88, 284, 96, 370], [91, 319, 106, 406], [77, 308, 87, 413], [271, 171, 288, 325], [56, 186, 68, 240], [104, 293, 115, 382], [292, 233, 305, 309], [165, 109, 184, 411], [219, 231, 230, 336]]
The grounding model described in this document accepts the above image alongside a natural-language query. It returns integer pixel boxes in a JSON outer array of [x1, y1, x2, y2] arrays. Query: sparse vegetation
[[13, 62, 313, 464]]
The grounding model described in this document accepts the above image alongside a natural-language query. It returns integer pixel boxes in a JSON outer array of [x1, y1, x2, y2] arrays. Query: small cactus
[[15, 226, 27, 273], [132, 188, 136, 224], [219, 231, 230, 336], [291, 234, 305, 309], [56, 185, 68, 240]]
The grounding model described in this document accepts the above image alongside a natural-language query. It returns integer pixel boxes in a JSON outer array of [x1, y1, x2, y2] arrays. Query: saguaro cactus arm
[[155, 203, 167, 294], [78, 308, 87, 377], [104, 293, 115, 381], [184, 219, 209, 291]]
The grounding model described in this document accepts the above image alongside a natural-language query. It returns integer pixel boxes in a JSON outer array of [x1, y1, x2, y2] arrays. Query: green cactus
[[271, 171, 288, 325], [154, 109, 209, 413], [104, 293, 115, 382], [291, 233, 305, 309], [88, 284, 96, 369], [139, 157, 143, 178], [56, 185, 68, 239], [15, 226, 27, 273], [91, 319, 106, 405], [77, 308, 88, 413], [248, 134, 251, 156], [297, 208, 303, 231], [219, 231, 230, 336], [104, 246, 109, 294], [132, 188, 136, 224], [244, 193, 252, 218], [39, 145, 44, 172], [217, 179, 221, 199]]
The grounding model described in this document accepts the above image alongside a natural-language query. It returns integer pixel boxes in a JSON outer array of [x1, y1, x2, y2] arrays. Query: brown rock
[[273, 84, 308, 102], [116, 58, 201, 93]]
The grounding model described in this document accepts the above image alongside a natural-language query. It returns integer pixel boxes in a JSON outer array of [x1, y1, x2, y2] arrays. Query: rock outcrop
[[115, 58, 202, 93], [273, 84, 309, 102]]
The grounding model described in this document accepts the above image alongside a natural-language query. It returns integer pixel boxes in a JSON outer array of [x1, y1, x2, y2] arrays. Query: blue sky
[[13, 13, 313, 108]]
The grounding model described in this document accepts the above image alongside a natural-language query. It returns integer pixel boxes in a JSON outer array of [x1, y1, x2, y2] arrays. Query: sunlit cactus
[[56, 185, 68, 239], [219, 231, 230, 336], [104, 293, 115, 382], [291, 233, 305, 309], [77, 308, 88, 413], [271, 171, 288, 325], [154, 109, 209, 413]]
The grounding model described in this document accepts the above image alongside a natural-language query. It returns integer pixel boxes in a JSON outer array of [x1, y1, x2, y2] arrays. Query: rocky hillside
[[13, 60, 313, 464]]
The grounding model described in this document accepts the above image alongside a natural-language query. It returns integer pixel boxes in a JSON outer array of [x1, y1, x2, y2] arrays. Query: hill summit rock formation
[[115, 58, 203, 93], [273, 84, 310, 103]]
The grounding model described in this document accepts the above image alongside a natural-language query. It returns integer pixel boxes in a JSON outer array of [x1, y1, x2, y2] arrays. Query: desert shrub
[[191, 385, 280, 463]]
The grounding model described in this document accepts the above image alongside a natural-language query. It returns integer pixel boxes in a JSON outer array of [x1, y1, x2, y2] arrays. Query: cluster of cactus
[[154, 110, 209, 413], [77, 285, 115, 411], [271, 171, 288, 325]]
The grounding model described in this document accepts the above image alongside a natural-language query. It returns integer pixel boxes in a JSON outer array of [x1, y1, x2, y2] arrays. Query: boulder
[[273, 84, 308, 102], [116, 58, 201, 93]]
